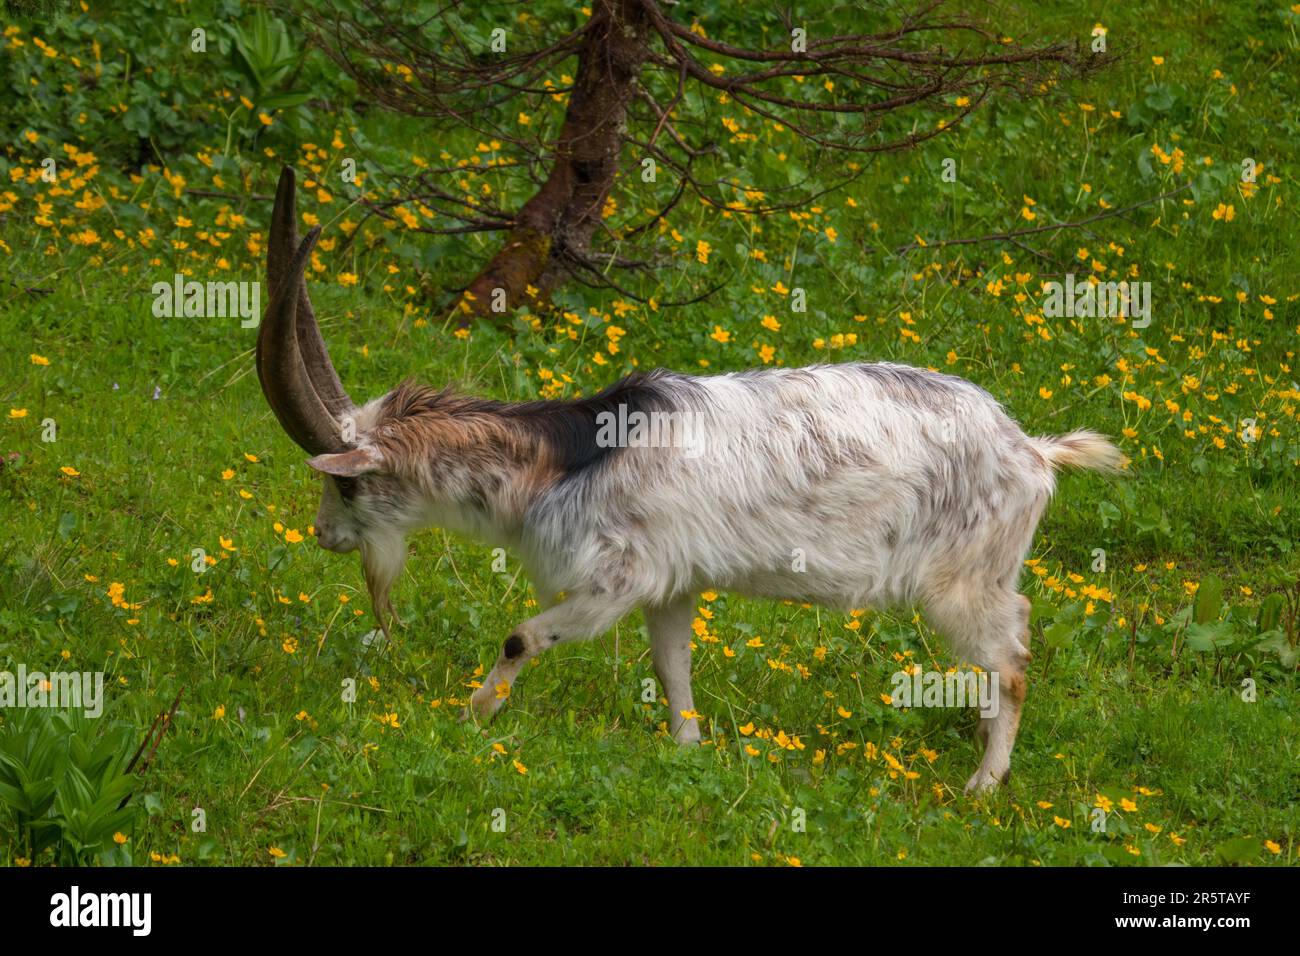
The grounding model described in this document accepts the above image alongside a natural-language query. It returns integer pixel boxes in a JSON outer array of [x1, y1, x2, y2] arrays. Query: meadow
[[1, 0, 1297, 866]]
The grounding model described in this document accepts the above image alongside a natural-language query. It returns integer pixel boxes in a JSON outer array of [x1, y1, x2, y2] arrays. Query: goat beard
[[360, 532, 407, 638]]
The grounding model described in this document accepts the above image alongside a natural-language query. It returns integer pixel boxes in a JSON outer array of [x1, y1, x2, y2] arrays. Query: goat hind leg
[[966, 659, 1028, 794], [975, 594, 1031, 752], [926, 589, 1032, 794], [966, 599, 1032, 794]]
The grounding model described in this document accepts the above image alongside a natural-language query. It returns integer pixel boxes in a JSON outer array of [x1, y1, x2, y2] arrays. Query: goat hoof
[[964, 769, 1002, 795], [466, 686, 505, 724]]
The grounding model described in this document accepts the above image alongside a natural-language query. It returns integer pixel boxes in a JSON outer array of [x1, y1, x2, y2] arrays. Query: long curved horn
[[267, 167, 353, 420], [258, 167, 353, 454]]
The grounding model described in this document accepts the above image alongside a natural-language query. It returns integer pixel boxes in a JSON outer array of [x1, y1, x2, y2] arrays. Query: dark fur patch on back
[[506, 370, 682, 475], [374, 370, 687, 479]]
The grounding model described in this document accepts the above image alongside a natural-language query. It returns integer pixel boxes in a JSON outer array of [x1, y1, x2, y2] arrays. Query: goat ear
[[307, 447, 384, 477]]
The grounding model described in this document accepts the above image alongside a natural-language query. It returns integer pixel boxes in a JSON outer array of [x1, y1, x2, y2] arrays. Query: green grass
[[1, 0, 1298, 866]]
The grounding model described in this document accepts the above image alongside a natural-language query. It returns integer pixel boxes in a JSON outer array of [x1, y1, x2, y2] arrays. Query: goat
[[255, 167, 1125, 792]]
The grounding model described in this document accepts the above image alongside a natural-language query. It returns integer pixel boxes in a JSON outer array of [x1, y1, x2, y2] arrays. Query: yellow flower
[[513, 759, 528, 775], [1053, 816, 1071, 828], [710, 325, 730, 344], [9, 408, 27, 418], [1151, 56, 1164, 66], [221, 468, 235, 480], [60, 466, 80, 477], [269, 846, 286, 858], [113, 832, 128, 845], [1264, 840, 1281, 855], [284, 528, 304, 544], [30, 353, 50, 366], [213, 705, 226, 719], [244, 452, 259, 463]]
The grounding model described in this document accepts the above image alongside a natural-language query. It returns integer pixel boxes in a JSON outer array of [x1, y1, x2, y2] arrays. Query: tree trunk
[[455, 0, 649, 323]]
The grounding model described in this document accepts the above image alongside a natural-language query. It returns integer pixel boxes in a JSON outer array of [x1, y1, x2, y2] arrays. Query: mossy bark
[[456, 0, 649, 324]]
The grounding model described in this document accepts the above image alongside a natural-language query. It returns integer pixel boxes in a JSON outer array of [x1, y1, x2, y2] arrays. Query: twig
[[3, 279, 53, 296], [184, 188, 273, 202], [119, 687, 185, 809], [125, 686, 185, 776], [883, 181, 1192, 257]]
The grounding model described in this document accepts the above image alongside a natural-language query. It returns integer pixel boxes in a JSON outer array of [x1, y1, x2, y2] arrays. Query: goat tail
[[1031, 429, 1128, 474]]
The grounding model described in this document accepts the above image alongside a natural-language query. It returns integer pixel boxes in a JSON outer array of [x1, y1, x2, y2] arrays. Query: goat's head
[[255, 167, 410, 629]]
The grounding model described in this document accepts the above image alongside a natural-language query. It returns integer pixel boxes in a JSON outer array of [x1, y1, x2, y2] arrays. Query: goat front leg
[[464, 595, 629, 724], [643, 598, 701, 744]]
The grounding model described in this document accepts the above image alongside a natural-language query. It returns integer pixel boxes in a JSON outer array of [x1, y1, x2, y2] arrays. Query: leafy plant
[[0, 708, 139, 866], [223, 9, 312, 142]]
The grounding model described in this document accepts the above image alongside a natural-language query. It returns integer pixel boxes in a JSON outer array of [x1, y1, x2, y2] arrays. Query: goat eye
[[334, 476, 358, 500]]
